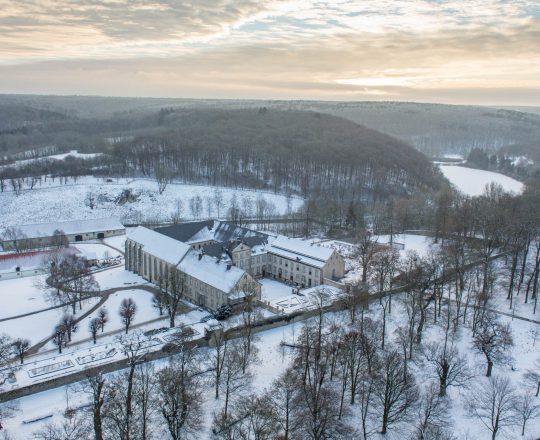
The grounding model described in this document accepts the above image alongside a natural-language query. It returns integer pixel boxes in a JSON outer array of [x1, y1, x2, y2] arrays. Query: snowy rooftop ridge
[[128, 226, 191, 266], [178, 251, 247, 294], [269, 235, 334, 262], [2, 217, 125, 240]]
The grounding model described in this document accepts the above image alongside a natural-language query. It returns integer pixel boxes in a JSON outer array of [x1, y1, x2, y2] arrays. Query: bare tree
[[421, 341, 472, 397], [104, 332, 150, 440], [156, 271, 186, 328], [52, 324, 68, 354], [32, 410, 90, 440], [0, 334, 15, 386], [210, 327, 227, 400], [355, 231, 378, 284], [414, 383, 453, 440], [213, 188, 224, 219], [11, 338, 30, 364], [119, 298, 137, 334], [89, 318, 100, 344], [516, 391, 540, 437], [75, 373, 106, 440], [156, 354, 203, 440], [155, 163, 171, 195], [472, 314, 513, 377], [219, 340, 250, 419], [373, 348, 418, 435], [84, 192, 97, 210], [51, 230, 68, 249], [60, 314, 78, 343], [268, 368, 300, 440], [1, 227, 27, 253], [467, 375, 517, 440], [97, 308, 108, 333]]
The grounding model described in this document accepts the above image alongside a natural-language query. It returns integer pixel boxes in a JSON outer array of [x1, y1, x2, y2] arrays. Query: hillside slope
[[112, 108, 441, 200]]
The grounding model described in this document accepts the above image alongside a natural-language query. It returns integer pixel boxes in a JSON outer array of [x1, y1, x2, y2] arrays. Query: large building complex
[[125, 220, 345, 311]]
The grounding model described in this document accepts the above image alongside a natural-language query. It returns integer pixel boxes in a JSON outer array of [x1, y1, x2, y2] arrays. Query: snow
[[270, 235, 334, 263], [260, 278, 344, 313], [73, 243, 122, 260], [438, 164, 524, 197], [93, 265, 147, 290], [128, 226, 191, 266], [178, 251, 246, 293], [0, 176, 303, 228], [0, 297, 100, 345], [42, 289, 160, 350], [2, 217, 124, 240], [102, 234, 127, 252], [0, 276, 52, 319], [376, 233, 437, 259], [2, 150, 103, 169]]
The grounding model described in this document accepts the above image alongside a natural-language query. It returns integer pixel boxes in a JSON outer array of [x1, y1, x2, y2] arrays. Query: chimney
[[226, 263, 232, 271], [198, 253, 203, 261]]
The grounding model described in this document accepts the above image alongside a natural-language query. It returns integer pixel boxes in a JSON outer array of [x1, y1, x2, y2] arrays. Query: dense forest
[[0, 103, 441, 204], [111, 108, 440, 201], [2, 95, 540, 163]]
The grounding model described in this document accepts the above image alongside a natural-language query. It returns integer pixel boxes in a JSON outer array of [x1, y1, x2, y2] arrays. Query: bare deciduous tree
[[119, 298, 137, 334], [467, 375, 517, 440], [373, 348, 418, 435], [89, 318, 100, 344], [11, 338, 30, 364], [472, 314, 513, 377]]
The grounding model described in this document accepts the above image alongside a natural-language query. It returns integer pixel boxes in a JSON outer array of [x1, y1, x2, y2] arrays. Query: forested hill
[[112, 108, 440, 200], [305, 101, 540, 158]]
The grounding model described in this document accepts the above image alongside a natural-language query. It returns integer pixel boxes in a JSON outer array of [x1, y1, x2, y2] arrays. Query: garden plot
[[269, 284, 344, 313], [44, 289, 160, 350], [0, 297, 100, 345], [27, 360, 75, 378]]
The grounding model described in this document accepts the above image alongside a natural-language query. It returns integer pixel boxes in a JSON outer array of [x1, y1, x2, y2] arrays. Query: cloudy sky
[[1, 0, 539, 105]]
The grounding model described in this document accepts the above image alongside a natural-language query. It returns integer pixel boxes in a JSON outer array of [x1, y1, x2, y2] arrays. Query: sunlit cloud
[[0, 0, 539, 104]]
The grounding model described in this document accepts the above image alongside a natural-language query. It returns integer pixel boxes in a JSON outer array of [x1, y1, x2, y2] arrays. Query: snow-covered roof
[[4, 218, 124, 240], [267, 245, 327, 268], [128, 226, 191, 266], [178, 251, 247, 294], [186, 226, 215, 244], [267, 236, 334, 267]]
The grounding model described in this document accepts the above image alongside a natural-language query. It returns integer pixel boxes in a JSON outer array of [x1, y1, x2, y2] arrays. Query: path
[[25, 284, 160, 355], [99, 239, 125, 256]]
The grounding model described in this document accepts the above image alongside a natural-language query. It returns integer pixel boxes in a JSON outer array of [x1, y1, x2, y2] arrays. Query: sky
[[0, 0, 539, 105]]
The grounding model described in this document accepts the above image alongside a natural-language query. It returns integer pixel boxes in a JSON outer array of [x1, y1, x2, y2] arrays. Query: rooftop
[[128, 226, 191, 266], [2, 218, 125, 241]]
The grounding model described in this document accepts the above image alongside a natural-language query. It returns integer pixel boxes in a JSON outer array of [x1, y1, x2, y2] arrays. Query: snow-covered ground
[[0, 297, 100, 346], [1, 150, 103, 169], [73, 243, 123, 260], [1, 319, 295, 439], [438, 164, 524, 196], [0, 277, 53, 319], [0, 176, 303, 227]]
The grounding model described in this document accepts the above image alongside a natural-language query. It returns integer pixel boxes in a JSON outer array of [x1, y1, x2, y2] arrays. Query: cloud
[[0, 0, 539, 104]]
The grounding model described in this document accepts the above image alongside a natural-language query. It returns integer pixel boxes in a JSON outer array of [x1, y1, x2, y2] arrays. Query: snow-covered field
[[0, 297, 100, 346], [438, 164, 524, 196], [0, 277, 53, 319], [0, 176, 303, 227], [1, 150, 102, 169]]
